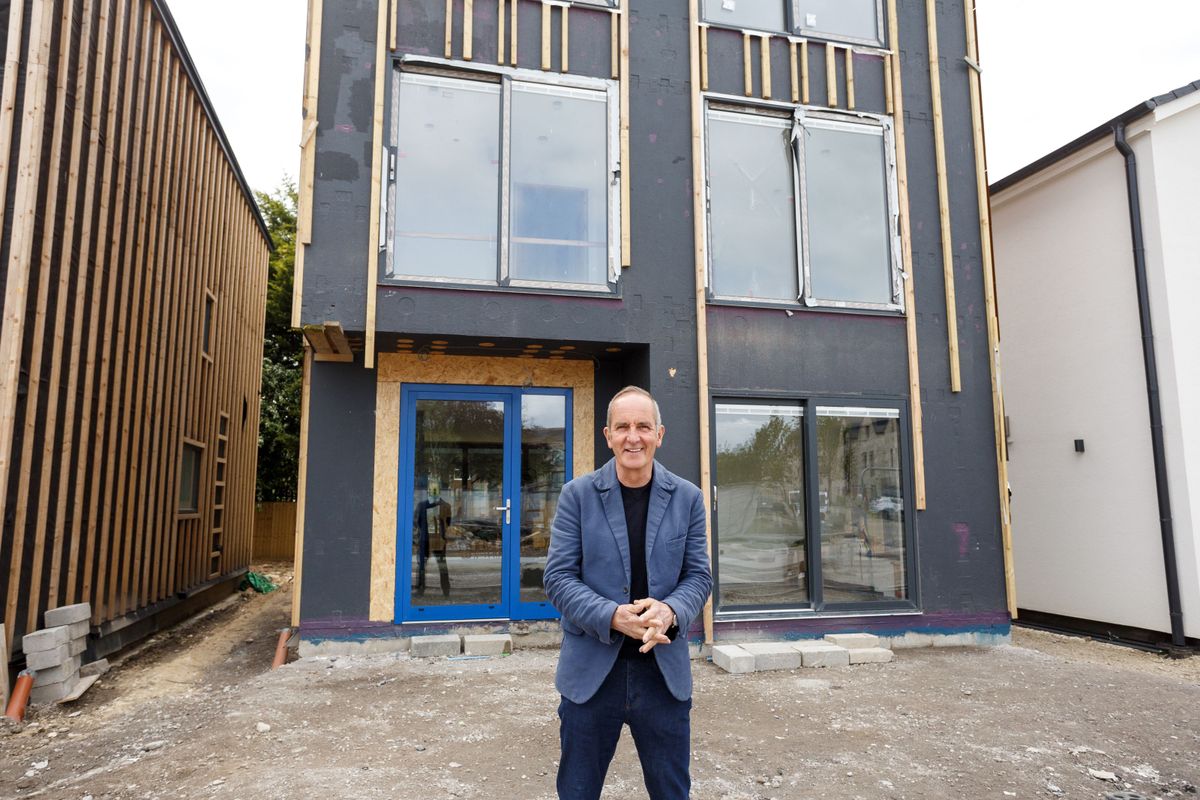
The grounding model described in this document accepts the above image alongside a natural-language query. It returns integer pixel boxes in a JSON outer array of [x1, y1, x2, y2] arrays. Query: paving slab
[[43, 603, 91, 627], [739, 642, 803, 671], [463, 634, 511, 655], [22, 625, 70, 653], [711, 644, 754, 674], [34, 655, 82, 685], [80, 658, 111, 678], [410, 634, 461, 657], [824, 632, 880, 650], [67, 619, 90, 640], [30, 676, 78, 705], [26, 643, 72, 671], [792, 642, 850, 667], [68, 637, 87, 657], [848, 647, 895, 665]]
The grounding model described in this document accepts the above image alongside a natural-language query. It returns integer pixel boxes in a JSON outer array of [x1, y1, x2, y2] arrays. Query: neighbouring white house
[[991, 80, 1200, 650]]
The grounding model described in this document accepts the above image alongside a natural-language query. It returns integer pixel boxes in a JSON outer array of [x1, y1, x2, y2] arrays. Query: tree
[[255, 181, 301, 501]]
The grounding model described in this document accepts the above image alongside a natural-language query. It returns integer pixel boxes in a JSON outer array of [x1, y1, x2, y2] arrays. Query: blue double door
[[396, 384, 572, 623]]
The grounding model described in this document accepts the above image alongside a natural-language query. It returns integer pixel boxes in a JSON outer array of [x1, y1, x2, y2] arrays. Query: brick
[[410, 634, 461, 657], [68, 619, 90, 640], [824, 633, 880, 650], [848, 647, 894, 665], [34, 656, 81, 686], [43, 603, 91, 627], [22, 625, 70, 653], [30, 676, 77, 705], [792, 642, 850, 668], [25, 643, 71, 671], [739, 642, 802, 671], [462, 634, 511, 656], [711, 644, 754, 674]]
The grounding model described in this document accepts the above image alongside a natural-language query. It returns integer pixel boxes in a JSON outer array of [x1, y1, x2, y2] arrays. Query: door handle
[[494, 499, 511, 525]]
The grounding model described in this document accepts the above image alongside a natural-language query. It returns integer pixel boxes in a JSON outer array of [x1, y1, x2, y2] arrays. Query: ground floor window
[[713, 398, 913, 614]]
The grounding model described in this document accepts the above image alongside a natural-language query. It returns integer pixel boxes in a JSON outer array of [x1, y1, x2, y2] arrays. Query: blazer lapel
[[595, 459, 631, 583], [644, 462, 676, 558]]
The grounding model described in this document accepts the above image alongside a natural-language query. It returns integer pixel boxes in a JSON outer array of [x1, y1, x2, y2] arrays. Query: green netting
[[240, 571, 277, 593]]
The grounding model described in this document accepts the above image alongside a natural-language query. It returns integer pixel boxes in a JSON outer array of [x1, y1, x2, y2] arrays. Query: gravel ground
[[2, 567, 1197, 800]]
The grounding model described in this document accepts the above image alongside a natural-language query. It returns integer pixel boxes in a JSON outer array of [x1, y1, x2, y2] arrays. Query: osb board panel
[[369, 354, 595, 621]]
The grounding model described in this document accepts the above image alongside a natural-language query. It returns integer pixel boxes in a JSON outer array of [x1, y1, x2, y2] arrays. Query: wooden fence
[[253, 503, 297, 561]]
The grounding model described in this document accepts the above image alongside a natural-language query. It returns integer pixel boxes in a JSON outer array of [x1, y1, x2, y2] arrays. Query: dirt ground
[[2, 565, 1198, 800]]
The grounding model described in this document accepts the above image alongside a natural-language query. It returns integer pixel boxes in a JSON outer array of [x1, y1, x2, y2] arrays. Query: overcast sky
[[165, 0, 1200, 195]]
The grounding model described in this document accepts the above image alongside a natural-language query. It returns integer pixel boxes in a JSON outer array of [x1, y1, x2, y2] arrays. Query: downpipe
[[1112, 121, 1188, 653]]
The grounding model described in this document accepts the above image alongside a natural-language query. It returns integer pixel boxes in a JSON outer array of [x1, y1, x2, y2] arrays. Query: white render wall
[[1133, 96, 1200, 639], [992, 138, 1173, 635]]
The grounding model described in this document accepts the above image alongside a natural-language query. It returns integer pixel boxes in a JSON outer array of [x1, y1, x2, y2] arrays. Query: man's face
[[604, 393, 664, 478]]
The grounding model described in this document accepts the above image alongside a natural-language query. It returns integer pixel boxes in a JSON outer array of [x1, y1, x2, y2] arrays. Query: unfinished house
[[992, 81, 1200, 651], [292, 0, 1012, 652], [0, 0, 271, 664]]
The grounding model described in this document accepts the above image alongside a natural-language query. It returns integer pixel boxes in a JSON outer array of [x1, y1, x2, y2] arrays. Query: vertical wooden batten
[[294, 0, 323, 328], [926, 0, 961, 392], [619, 0, 630, 267], [825, 43, 836, 107], [687, 0, 715, 645], [365, 0, 390, 368], [963, 0, 1016, 617], [887, 0, 926, 509], [292, 345, 313, 628]]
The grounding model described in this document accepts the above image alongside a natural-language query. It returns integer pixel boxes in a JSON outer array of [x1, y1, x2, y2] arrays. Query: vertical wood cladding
[[0, 0, 270, 656]]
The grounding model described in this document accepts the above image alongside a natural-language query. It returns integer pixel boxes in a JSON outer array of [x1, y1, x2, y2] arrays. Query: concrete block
[[297, 637, 411, 658], [25, 643, 71, 671], [932, 632, 977, 648], [80, 659, 110, 678], [410, 634, 461, 657], [22, 625, 70, 653], [824, 632, 880, 650], [886, 632, 934, 649], [43, 603, 91, 627], [793, 643, 850, 668], [34, 655, 81, 685], [68, 619, 90, 640], [849, 647, 895, 665], [711, 644, 755, 674], [739, 642, 802, 671], [68, 637, 87, 657], [30, 676, 77, 705], [462, 634, 511, 656]]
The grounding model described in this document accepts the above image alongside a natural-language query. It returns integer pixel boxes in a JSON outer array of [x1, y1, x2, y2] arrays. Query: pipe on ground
[[4, 671, 33, 721]]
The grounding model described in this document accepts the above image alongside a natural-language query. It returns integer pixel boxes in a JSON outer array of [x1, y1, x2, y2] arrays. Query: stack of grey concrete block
[[22, 603, 91, 704], [712, 632, 894, 674], [409, 633, 512, 657]]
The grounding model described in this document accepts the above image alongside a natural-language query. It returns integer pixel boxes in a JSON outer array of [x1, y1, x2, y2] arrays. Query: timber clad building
[[0, 0, 270, 660], [294, 0, 1013, 648]]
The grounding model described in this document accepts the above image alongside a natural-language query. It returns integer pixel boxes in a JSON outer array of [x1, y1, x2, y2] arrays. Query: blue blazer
[[544, 458, 713, 703]]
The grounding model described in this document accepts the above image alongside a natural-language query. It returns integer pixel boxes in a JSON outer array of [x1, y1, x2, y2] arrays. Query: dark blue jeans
[[557, 656, 692, 799]]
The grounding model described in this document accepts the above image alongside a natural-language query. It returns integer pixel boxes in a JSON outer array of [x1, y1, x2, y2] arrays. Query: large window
[[705, 104, 901, 311], [388, 70, 618, 291], [701, 0, 884, 46], [713, 399, 912, 614]]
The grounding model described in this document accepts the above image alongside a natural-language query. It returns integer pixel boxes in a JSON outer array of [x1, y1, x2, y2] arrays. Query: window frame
[[201, 289, 215, 361], [699, 0, 887, 48], [709, 391, 920, 620], [384, 57, 622, 295], [702, 96, 904, 313], [178, 439, 205, 518]]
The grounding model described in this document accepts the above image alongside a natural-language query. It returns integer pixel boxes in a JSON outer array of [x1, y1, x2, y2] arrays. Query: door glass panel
[[714, 403, 807, 608], [519, 395, 567, 604], [816, 407, 906, 602], [411, 399, 505, 608]]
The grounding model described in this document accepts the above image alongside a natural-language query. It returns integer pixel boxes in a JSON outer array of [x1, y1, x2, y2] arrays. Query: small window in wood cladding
[[179, 442, 204, 515], [202, 290, 216, 360]]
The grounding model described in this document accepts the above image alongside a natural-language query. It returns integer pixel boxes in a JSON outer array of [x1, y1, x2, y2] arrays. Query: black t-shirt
[[618, 476, 653, 659]]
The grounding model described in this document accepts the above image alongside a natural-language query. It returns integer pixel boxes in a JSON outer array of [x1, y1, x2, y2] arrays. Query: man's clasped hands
[[611, 597, 677, 653]]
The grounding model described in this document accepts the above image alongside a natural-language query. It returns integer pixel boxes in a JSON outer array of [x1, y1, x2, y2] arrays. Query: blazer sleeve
[[543, 482, 619, 644], [662, 487, 713, 634]]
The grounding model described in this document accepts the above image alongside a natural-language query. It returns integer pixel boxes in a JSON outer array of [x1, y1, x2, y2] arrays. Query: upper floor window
[[702, 0, 885, 47], [704, 103, 902, 311], [386, 69, 619, 292]]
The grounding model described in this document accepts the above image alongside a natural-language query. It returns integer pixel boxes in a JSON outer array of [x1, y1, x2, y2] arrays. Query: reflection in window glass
[[701, 0, 785, 32], [395, 74, 500, 281], [510, 85, 608, 286], [793, 0, 881, 44], [715, 403, 807, 608], [804, 123, 892, 305], [816, 407, 906, 603], [708, 111, 799, 302], [520, 394, 568, 603], [411, 399, 506, 608]]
